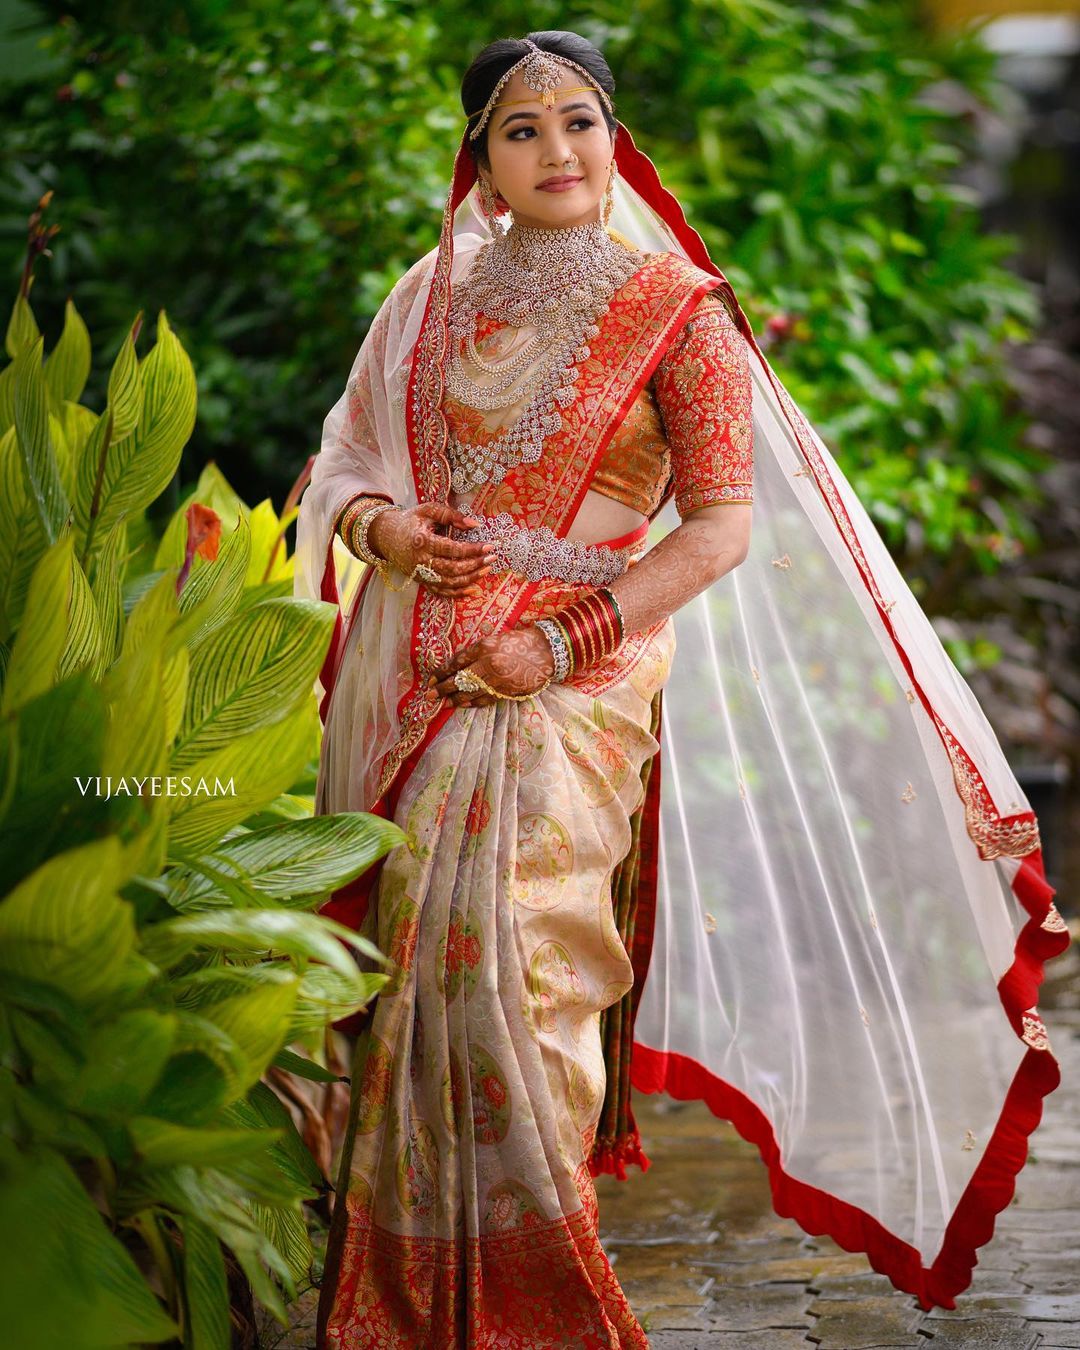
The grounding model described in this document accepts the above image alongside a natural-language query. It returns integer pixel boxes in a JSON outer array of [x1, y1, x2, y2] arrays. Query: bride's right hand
[[367, 503, 495, 597]]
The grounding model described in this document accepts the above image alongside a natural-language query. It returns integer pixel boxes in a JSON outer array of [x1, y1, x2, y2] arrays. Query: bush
[[0, 215, 402, 1349]]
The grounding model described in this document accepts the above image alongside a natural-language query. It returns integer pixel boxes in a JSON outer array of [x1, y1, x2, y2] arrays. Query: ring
[[454, 668, 483, 694], [416, 563, 440, 585]]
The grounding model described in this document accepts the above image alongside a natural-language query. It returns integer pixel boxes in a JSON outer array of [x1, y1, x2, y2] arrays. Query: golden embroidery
[[771, 554, 792, 569], [1041, 904, 1067, 934], [751, 666, 760, 683], [962, 1130, 977, 1151], [882, 599, 896, 613], [901, 782, 917, 803], [859, 1006, 871, 1027], [652, 291, 754, 516], [905, 688, 916, 703], [868, 908, 878, 931], [738, 780, 747, 800], [1020, 1007, 1051, 1053], [703, 912, 717, 935]]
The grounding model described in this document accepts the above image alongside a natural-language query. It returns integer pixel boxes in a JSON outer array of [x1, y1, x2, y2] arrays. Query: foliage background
[[0, 0, 1045, 576]]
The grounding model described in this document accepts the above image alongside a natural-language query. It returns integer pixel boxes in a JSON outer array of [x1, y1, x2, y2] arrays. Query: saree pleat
[[318, 623, 673, 1349]]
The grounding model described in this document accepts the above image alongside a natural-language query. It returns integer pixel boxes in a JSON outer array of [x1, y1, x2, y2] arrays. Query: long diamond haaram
[[445, 219, 646, 494]]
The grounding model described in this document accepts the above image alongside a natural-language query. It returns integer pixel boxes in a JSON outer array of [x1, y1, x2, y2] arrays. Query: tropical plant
[[0, 200, 403, 1350]]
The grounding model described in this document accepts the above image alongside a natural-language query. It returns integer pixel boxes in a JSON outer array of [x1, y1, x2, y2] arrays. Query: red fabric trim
[[630, 846, 1066, 1311]]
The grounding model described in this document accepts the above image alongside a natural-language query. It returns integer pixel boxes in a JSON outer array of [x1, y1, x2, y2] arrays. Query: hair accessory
[[465, 39, 614, 140]]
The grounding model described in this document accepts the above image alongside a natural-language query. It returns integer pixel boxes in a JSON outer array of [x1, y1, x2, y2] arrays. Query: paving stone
[[804, 1294, 926, 1348], [917, 1318, 1037, 1348], [927, 1295, 1080, 1323], [1029, 1325, 1080, 1348], [647, 1334, 815, 1349], [698, 1283, 815, 1331], [638, 1303, 713, 1331]]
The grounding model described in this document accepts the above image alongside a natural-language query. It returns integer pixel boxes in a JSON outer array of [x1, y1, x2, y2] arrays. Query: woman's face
[[480, 69, 614, 231]]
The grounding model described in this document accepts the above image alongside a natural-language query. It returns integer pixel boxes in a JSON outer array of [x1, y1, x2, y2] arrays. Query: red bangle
[[553, 589, 624, 673]]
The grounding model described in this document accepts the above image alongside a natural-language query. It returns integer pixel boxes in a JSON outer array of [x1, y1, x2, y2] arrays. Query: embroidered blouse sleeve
[[652, 290, 754, 516]]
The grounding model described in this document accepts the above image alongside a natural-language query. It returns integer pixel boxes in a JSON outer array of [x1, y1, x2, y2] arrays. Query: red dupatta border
[[609, 119, 1070, 1309]]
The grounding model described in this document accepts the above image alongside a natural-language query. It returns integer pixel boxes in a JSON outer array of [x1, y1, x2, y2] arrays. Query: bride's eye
[[507, 117, 596, 140]]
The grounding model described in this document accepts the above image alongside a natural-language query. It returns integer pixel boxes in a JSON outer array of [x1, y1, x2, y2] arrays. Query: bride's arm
[[607, 500, 751, 636], [608, 289, 754, 631]]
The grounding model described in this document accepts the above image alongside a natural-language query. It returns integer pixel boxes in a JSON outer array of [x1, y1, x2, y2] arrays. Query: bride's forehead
[[493, 69, 602, 116]]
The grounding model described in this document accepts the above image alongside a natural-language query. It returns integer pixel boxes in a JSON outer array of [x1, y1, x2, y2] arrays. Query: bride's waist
[[449, 510, 647, 586]]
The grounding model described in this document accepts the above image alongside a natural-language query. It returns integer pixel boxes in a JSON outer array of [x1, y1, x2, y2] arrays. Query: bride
[[293, 28, 1068, 1348]]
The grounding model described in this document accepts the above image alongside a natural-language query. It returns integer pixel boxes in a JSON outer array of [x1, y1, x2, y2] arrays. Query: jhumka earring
[[601, 160, 618, 228], [478, 175, 509, 238]]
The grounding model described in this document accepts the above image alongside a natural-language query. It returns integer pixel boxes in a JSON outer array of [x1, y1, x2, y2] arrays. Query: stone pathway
[[266, 940, 1079, 1349]]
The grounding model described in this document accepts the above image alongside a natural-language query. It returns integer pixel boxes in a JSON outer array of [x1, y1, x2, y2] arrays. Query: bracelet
[[535, 617, 572, 683], [454, 667, 552, 702]]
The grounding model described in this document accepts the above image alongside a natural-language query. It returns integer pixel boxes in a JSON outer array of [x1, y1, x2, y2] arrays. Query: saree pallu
[[318, 579, 673, 1350]]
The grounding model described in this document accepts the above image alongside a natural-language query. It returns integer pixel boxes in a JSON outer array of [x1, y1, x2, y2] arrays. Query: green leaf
[[1, 533, 76, 714], [168, 812, 404, 910], [178, 1214, 230, 1350], [0, 837, 149, 1006], [0, 1139, 179, 1348], [13, 336, 68, 544], [43, 300, 92, 406], [174, 597, 335, 768], [130, 1117, 283, 1169]]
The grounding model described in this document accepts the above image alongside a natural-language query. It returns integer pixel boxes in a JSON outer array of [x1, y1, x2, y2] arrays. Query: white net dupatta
[[605, 123, 1067, 1309], [294, 121, 1068, 1309]]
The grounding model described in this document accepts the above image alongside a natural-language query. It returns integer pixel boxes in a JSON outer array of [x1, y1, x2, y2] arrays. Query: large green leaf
[[69, 1012, 177, 1116], [165, 699, 320, 854], [2, 532, 77, 714], [100, 570, 176, 781], [173, 512, 252, 650], [0, 837, 150, 1006], [178, 1214, 230, 1350], [43, 299, 92, 407], [168, 812, 404, 911], [0, 423, 47, 641], [4, 292, 40, 361], [129, 1117, 283, 1169], [13, 336, 68, 544], [78, 314, 195, 540], [0, 1139, 179, 1349], [142, 908, 381, 987], [173, 597, 334, 769], [0, 676, 108, 887]]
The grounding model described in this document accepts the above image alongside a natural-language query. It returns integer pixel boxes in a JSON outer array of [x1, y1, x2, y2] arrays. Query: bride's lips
[[536, 176, 584, 192]]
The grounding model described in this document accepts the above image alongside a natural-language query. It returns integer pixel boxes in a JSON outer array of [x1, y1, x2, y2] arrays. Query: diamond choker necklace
[[445, 218, 647, 494]]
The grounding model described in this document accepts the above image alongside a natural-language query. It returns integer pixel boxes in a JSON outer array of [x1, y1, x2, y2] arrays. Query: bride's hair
[[461, 31, 618, 171]]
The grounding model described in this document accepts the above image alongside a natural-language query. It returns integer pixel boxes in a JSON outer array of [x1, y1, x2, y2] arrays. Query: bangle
[[349, 502, 397, 566], [337, 495, 377, 547], [536, 618, 571, 683], [598, 586, 625, 642], [550, 589, 623, 673]]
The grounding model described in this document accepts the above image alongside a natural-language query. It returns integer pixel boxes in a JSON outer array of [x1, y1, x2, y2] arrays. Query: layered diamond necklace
[[445, 219, 647, 494]]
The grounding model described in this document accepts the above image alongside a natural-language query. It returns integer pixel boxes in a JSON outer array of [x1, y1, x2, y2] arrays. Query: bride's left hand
[[427, 626, 555, 707]]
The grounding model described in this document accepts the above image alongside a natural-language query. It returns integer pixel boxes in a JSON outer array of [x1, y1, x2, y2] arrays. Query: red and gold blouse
[[443, 287, 754, 519]]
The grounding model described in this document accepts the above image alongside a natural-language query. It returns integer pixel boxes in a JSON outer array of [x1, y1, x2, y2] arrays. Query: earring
[[601, 160, 618, 228], [478, 176, 508, 238]]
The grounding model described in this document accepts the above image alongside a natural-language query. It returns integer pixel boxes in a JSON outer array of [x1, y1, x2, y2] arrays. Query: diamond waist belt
[[451, 512, 643, 585]]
